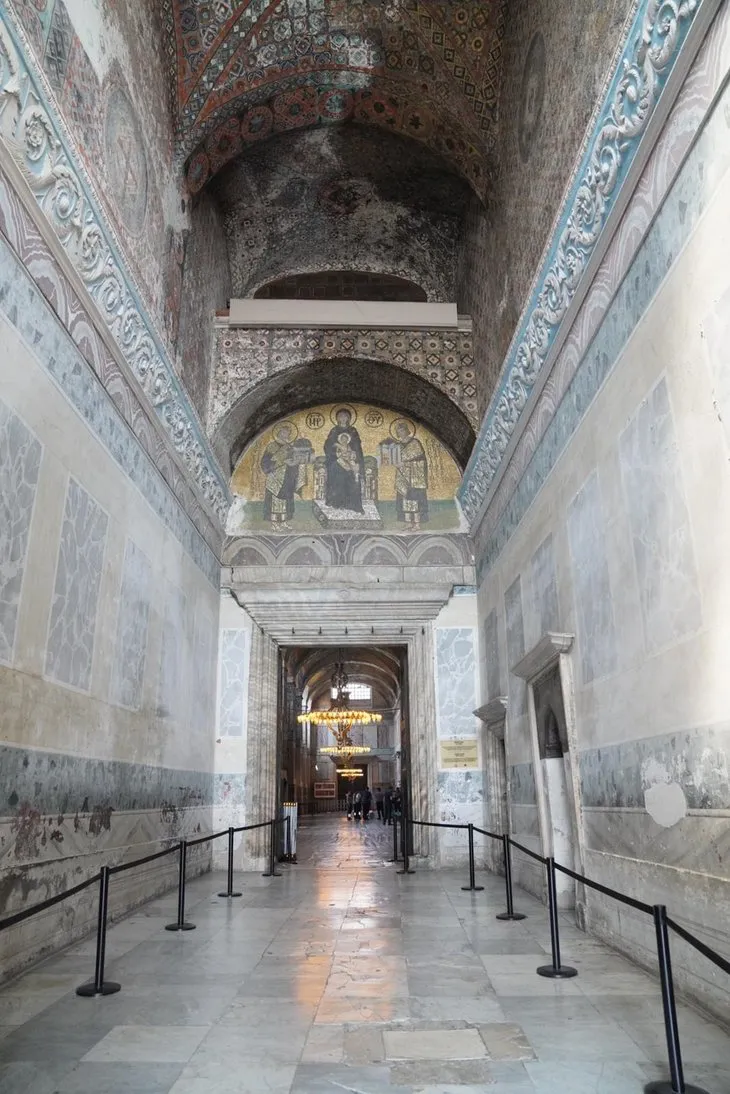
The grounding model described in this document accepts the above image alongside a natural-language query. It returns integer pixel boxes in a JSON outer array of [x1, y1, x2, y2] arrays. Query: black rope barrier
[[507, 836, 547, 865], [76, 867, 120, 998], [461, 823, 484, 892], [553, 860, 654, 916], [536, 858, 577, 980], [165, 841, 196, 932], [219, 827, 242, 899], [0, 871, 100, 932], [108, 845, 179, 876], [665, 917, 730, 977], [410, 819, 469, 830], [187, 828, 229, 848]]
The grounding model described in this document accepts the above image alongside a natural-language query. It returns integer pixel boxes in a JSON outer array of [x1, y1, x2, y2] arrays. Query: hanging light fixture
[[298, 662, 381, 756]]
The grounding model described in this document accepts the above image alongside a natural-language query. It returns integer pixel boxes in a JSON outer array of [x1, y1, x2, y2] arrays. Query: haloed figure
[[393, 420, 429, 527], [261, 422, 306, 528], [324, 408, 365, 512]]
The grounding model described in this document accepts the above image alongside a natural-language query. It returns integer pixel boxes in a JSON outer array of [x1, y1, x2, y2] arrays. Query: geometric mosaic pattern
[[163, 0, 507, 198], [210, 325, 478, 434]]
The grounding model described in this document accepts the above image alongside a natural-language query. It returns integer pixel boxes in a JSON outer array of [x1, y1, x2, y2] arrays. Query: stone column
[[408, 626, 439, 860], [243, 626, 279, 868]]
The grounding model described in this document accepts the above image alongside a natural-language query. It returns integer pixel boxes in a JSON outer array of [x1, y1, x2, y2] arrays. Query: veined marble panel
[[529, 535, 560, 646], [157, 584, 187, 722], [504, 576, 526, 715], [483, 609, 500, 701], [0, 397, 42, 665], [583, 808, 730, 877], [579, 726, 730, 811], [109, 539, 152, 710], [193, 610, 216, 734], [218, 629, 249, 738], [509, 762, 537, 806], [619, 378, 702, 653], [567, 471, 617, 684], [45, 478, 108, 691], [435, 627, 477, 738]]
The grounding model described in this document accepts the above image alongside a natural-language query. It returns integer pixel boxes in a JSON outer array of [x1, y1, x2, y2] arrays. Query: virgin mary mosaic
[[228, 403, 462, 534]]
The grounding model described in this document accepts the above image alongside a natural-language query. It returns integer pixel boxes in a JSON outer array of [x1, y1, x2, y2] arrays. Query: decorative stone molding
[[0, 11, 230, 526], [474, 697, 508, 737], [459, 0, 707, 527], [512, 633, 574, 683]]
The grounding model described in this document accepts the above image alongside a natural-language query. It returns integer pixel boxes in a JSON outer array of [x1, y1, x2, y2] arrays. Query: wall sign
[[439, 738, 479, 769]]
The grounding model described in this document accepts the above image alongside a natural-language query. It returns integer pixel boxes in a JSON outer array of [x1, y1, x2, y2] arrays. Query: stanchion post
[[643, 906, 709, 1094], [76, 867, 121, 996], [461, 823, 484, 892], [218, 827, 242, 898], [397, 805, 414, 875], [391, 815, 399, 863], [262, 819, 281, 878], [165, 841, 196, 931], [536, 858, 576, 978], [286, 814, 292, 860], [496, 834, 526, 921]]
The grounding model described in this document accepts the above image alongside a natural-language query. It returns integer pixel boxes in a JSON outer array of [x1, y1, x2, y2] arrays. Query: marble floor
[[0, 816, 728, 1094]]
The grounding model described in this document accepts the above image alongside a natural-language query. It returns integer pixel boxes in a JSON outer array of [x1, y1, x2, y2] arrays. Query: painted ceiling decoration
[[163, 0, 506, 198]]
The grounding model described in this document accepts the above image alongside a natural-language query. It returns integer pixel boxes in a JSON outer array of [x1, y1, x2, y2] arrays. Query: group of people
[[345, 786, 402, 824]]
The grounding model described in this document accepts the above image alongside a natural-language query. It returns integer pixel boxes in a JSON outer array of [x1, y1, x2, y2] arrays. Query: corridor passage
[[0, 817, 727, 1093]]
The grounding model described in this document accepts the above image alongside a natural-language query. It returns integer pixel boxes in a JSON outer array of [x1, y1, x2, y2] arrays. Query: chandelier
[[298, 663, 381, 757], [338, 768, 363, 780]]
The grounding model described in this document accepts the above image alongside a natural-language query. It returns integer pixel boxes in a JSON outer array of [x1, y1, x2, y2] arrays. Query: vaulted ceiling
[[164, 0, 506, 199]]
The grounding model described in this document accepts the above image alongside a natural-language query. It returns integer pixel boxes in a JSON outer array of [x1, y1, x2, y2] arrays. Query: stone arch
[[223, 539, 276, 567], [410, 537, 465, 566], [212, 357, 476, 475], [278, 540, 334, 567], [351, 537, 408, 567]]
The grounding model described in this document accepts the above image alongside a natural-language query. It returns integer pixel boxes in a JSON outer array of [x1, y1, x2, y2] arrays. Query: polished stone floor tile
[[0, 816, 728, 1094]]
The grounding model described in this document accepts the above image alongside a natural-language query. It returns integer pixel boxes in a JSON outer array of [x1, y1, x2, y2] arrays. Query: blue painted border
[[476, 71, 730, 582], [459, 0, 703, 525], [0, 233, 221, 587]]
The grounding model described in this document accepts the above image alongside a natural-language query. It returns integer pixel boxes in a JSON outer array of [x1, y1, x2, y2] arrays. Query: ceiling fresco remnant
[[163, 0, 507, 198], [254, 271, 427, 301], [210, 126, 471, 300], [228, 402, 462, 535]]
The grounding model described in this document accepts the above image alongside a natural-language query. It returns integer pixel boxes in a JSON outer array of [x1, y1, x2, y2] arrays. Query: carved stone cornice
[[512, 633, 574, 683], [0, 10, 230, 527], [459, 0, 716, 528], [474, 697, 508, 737]]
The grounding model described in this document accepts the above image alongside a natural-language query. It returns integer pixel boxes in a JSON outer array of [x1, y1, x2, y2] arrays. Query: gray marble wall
[[0, 398, 42, 666], [504, 576, 526, 714], [157, 584, 188, 722], [218, 628, 249, 738], [109, 539, 152, 710], [45, 478, 109, 692], [566, 471, 617, 684], [483, 609, 500, 699], [529, 534, 560, 644], [618, 377, 702, 653]]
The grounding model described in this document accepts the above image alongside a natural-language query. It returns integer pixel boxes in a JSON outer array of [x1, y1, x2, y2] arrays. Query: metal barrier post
[[218, 827, 242, 898], [397, 805, 414, 875], [496, 834, 526, 921], [262, 819, 281, 878], [286, 815, 292, 859], [76, 867, 121, 996], [644, 906, 709, 1094], [391, 816, 399, 863], [461, 823, 484, 892], [165, 841, 196, 931], [536, 858, 576, 978]]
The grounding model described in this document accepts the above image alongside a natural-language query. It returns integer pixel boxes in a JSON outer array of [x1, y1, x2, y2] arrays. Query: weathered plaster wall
[[0, 193, 220, 980], [210, 127, 471, 303], [458, 0, 636, 406], [475, 49, 730, 1017]]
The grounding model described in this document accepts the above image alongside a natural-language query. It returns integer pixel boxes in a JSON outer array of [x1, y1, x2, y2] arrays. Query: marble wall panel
[[0, 398, 42, 665], [109, 539, 152, 710], [529, 534, 560, 644], [218, 629, 249, 738], [618, 378, 702, 653], [435, 627, 477, 738], [504, 576, 527, 714], [45, 478, 108, 691], [192, 611, 216, 734], [508, 762, 537, 805], [157, 585, 187, 722], [566, 472, 617, 684], [483, 609, 500, 700]]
